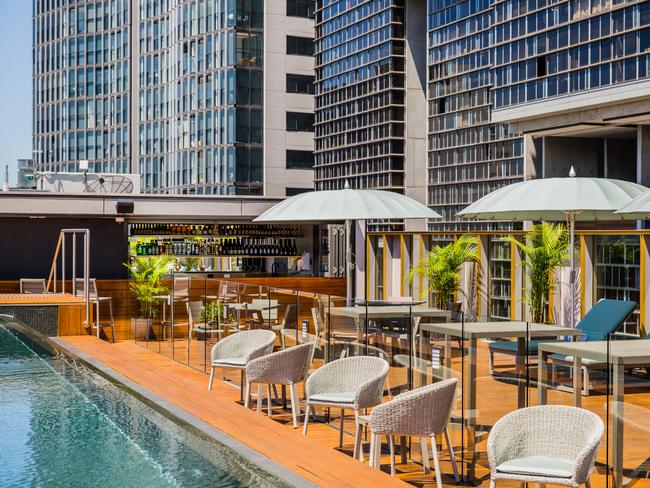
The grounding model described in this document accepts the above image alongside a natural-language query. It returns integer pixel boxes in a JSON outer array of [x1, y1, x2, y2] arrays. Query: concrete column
[[523, 134, 542, 180], [580, 235, 595, 317], [404, 0, 428, 230], [477, 235, 489, 319], [511, 241, 524, 321], [637, 125, 650, 186], [355, 221, 367, 301]]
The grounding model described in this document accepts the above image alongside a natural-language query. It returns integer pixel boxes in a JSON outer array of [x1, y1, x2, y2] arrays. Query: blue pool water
[[0, 326, 290, 487]]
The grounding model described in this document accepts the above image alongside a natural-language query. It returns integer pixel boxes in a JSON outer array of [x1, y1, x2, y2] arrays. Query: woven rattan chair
[[365, 379, 459, 486], [487, 405, 603, 488], [303, 356, 389, 453], [208, 330, 276, 399], [245, 342, 314, 428]]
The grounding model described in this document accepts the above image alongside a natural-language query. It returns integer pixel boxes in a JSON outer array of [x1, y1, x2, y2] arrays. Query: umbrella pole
[[345, 219, 353, 303], [568, 211, 576, 328]]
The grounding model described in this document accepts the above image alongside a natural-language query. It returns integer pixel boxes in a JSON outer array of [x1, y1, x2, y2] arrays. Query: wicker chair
[[208, 330, 276, 399], [366, 379, 459, 486], [303, 356, 389, 453], [487, 405, 604, 488], [245, 342, 314, 428]]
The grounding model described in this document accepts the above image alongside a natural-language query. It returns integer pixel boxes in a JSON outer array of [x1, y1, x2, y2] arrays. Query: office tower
[[33, 0, 131, 175], [314, 0, 524, 230], [33, 0, 316, 196], [314, 0, 428, 199]]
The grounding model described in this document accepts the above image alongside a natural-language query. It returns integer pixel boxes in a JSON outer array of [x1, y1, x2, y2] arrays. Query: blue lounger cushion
[[489, 299, 637, 357]]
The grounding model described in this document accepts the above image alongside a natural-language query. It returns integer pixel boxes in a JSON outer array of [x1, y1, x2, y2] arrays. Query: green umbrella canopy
[[457, 173, 646, 221]]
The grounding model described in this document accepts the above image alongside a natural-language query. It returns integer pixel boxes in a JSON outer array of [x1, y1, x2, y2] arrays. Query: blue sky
[[0, 1, 32, 185]]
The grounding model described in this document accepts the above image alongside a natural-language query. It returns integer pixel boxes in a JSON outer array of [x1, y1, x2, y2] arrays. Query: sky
[[0, 1, 32, 185]]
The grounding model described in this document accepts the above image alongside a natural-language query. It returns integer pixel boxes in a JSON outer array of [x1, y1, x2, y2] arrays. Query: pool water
[[0, 326, 291, 487]]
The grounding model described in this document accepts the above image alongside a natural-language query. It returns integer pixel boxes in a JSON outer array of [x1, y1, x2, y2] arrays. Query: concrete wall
[[404, 0, 428, 230], [543, 137, 604, 178], [0, 217, 128, 280], [264, 1, 315, 197]]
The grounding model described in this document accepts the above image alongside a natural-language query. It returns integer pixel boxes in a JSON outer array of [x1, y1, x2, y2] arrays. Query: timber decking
[[0, 292, 84, 305], [60, 335, 650, 488], [60, 335, 407, 488]]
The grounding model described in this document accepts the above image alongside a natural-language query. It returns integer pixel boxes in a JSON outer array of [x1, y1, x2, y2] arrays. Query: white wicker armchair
[[208, 330, 276, 399], [303, 356, 389, 453], [245, 342, 314, 428], [366, 378, 459, 486], [487, 405, 604, 488]]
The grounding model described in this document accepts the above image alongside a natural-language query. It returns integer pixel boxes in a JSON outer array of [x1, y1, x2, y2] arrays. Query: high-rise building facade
[[33, 0, 316, 196], [427, 0, 524, 230], [33, 0, 131, 174], [314, 0, 524, 230]]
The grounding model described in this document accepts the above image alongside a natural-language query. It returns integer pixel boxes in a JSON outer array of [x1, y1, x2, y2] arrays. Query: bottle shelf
[[132, 254, 301, 259]]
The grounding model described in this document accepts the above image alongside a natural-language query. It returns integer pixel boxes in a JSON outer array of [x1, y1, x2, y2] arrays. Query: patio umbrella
[[614, 189, 650, 218], [457, 167, 646, 326], [254, 183, 441, 300]]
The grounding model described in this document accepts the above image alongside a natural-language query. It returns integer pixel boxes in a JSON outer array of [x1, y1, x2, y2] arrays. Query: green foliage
[[507, 222, 569, 323], [407, 235, 480, 309], [182, 257, 201, 271], [124, 256, 173, 319], [200, 300, 233, 323]]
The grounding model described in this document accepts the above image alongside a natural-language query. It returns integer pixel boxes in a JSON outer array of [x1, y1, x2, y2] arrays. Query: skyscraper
[[314, 0, 524, 231], [33, 0, 316, 196]]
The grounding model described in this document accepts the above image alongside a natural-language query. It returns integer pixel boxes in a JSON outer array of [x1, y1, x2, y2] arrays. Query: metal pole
[[569, 211, 576, 328], [345, 219, 353, 302], [84, 231, 91, 334], [61, 233, 66, 295], [72, 233, 77, 296]]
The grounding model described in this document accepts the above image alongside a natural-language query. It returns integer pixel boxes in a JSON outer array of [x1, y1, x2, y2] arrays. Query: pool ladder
[[46, 229, 91, 333]]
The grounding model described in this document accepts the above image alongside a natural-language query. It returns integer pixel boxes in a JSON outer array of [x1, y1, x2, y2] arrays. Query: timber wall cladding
[[0, 278, 346, 340]]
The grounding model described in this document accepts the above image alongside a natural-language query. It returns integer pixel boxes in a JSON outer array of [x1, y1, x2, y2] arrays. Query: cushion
[[496, 456, 575, 478], [577, 299, 637, 341], [309, 392, 355, 404], [213, 357, 246, 367]]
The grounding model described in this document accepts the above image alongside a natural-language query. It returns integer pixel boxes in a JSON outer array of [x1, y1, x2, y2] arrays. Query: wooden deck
[[0, 292, 85, 305], [60, 335, 407, 488], [60, 335, 650, 488]]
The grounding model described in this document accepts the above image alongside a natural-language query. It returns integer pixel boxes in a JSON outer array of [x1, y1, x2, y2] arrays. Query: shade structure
[[457, 173, 645, 222], [254, 188, 440, 223], [254, 187, 441, 300], [614, 190, 650, 218], [457, 168, 646, 327]]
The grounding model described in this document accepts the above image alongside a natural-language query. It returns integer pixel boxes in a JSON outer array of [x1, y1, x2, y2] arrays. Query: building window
[[286, 187, 311, 196], [286, 35, 314, 56], [286, 112, 314, 132], [287, 0, 315, 18], [286, 149, 314, 169], [286, 73, 315, 94]]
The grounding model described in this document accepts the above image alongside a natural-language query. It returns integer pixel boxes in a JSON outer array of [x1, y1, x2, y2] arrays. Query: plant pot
[[131, 317, 153, 341]]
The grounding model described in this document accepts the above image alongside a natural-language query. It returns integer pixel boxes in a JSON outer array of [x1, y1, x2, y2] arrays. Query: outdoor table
[[420, 321, 582, 481], [328, 305, 451, 342], [538, 339, 650, 488], [229, 302, 280, 328]]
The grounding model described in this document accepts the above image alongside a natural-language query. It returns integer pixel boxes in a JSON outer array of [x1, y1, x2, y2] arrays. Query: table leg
[[466, 336, 477, 482], [516, 337, 526, 408], [612, 360, 624, 488], [400, 436, 407, 464], [573, 355, 582, 408], [538, 350, 549, 405]]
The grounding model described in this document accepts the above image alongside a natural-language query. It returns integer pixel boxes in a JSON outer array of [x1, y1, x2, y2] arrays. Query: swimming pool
[[0, 325, 293, 487]]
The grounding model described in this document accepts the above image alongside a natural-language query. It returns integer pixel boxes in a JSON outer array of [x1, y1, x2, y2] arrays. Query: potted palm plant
[[407, 235, 479, 309], [125, 256, 173, 339], [507, 222, 569, 323]]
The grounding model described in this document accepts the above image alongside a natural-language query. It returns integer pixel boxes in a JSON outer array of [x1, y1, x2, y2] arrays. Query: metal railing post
[[72, 233, 77, 296], [61, 233, 66, 295], [84, 230, 91, 334]]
